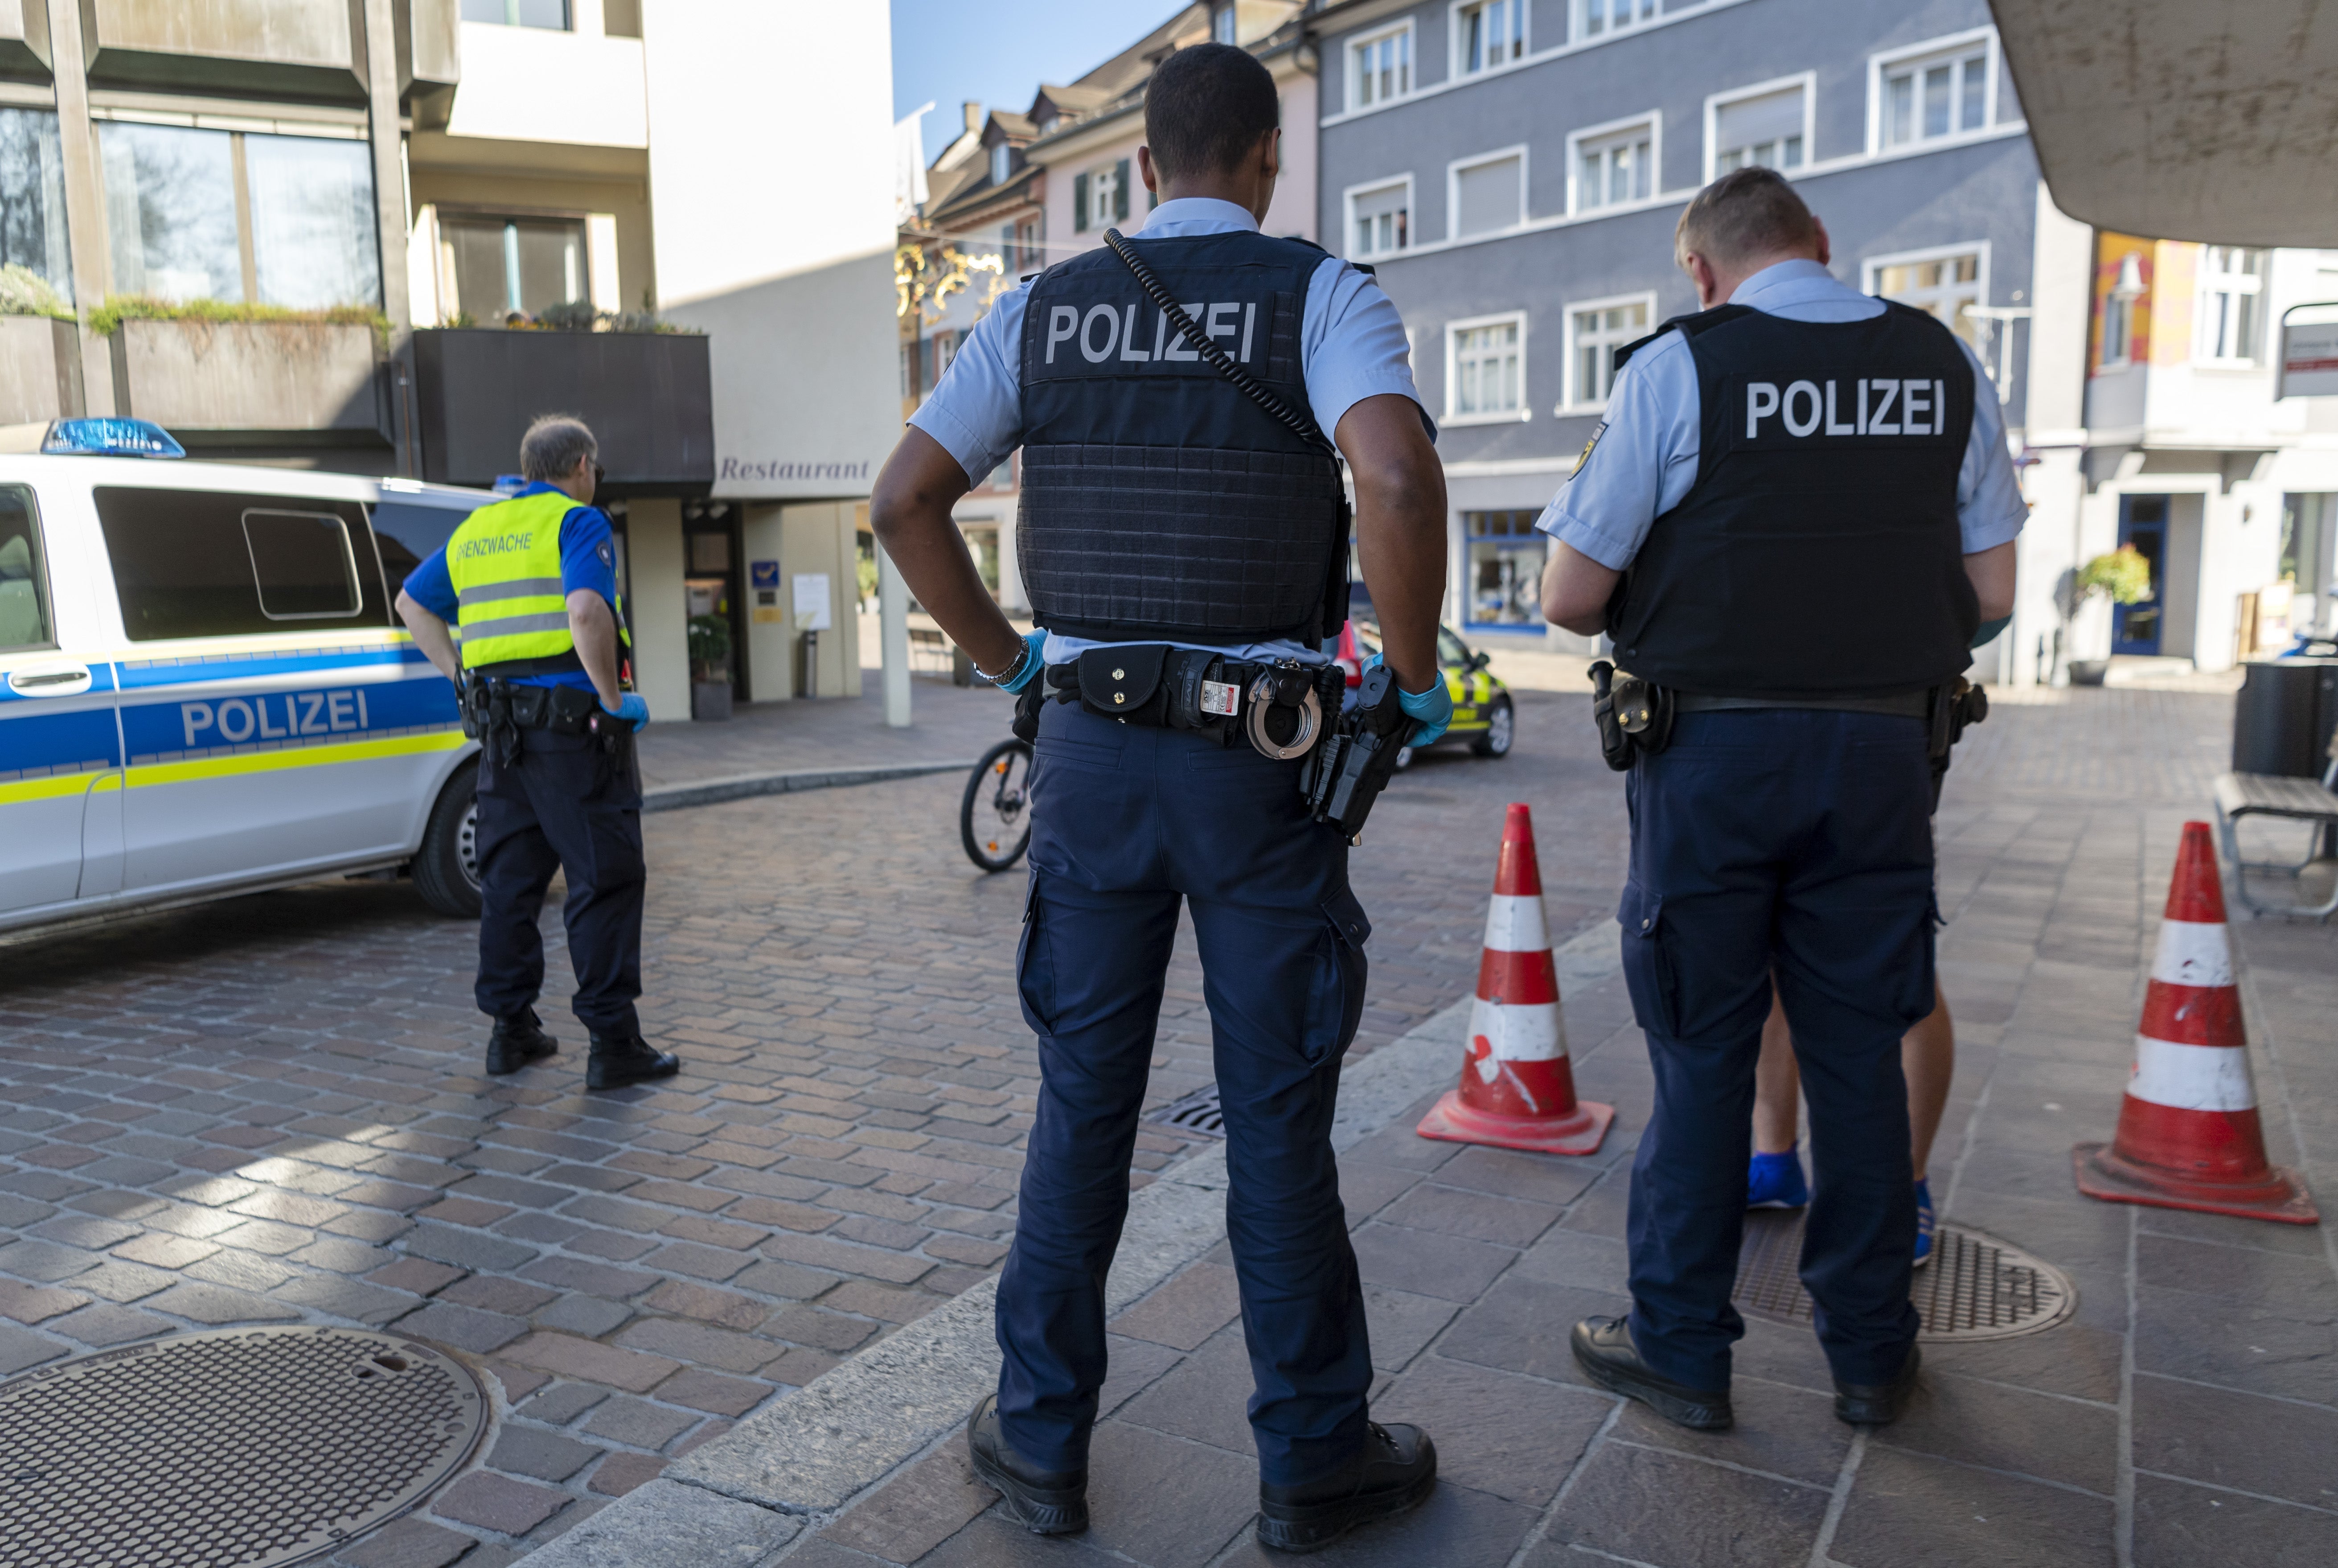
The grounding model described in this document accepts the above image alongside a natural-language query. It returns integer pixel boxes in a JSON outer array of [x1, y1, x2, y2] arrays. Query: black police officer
[[1539, 170, 2024, 1430], [396, 416, 680, 1092], [870, 42, 1453, 1554]]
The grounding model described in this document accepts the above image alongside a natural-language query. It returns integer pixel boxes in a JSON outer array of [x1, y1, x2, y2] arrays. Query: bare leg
[[1752, 985, 1799, 1155], [1903, 981, 1953, 1182]]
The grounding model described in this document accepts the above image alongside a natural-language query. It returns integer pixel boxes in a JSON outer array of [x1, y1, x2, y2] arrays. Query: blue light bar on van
[[41, 418, 185, 458]]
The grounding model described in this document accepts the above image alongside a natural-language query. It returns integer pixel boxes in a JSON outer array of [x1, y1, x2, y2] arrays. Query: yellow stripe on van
[[0, 772, 106, 807], [126, 731, 466, 789]]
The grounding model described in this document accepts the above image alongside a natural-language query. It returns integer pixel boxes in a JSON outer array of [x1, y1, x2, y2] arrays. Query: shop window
[[1464, 510, 1545, 630], [1349, 24, 1412, 110], [99, 123, 380, 310], [0, 109, 71, 304], [440, 213, 588, 321], [1712, 81, 1807, 177]]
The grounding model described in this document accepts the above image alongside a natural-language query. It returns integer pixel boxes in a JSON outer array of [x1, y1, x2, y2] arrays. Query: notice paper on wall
[[793, 573, 832, 630]]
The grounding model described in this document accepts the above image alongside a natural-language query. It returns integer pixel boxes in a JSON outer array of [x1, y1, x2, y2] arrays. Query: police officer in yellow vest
[[395, 415, 680, 1091]]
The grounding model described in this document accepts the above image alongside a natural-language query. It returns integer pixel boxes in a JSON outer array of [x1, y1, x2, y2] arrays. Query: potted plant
[[688, 612, 733, 721], [2066, 545, 2154, 684]]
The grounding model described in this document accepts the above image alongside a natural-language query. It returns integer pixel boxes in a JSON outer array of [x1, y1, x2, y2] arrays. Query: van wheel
[[1471, 696, 1515, 757], [413, 765, 482, 919]]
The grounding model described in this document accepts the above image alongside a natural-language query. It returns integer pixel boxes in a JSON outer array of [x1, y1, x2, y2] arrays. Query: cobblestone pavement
[[3, 682, 2321, 1568], [636, 674, 1012, 791], [792, 685, 2338, 1568]]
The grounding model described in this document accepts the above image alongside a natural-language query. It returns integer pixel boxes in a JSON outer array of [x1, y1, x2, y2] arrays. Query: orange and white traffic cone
[[1417, 803, 1614, 1157], [2073, 821, 2317, 1224]]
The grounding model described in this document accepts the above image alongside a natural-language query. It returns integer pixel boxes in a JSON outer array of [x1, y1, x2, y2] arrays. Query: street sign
[[2276, 302, 2338, 398]]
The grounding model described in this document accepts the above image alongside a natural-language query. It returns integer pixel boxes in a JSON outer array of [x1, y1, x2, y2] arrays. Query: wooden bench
[[2212, 728, 2338, 919]]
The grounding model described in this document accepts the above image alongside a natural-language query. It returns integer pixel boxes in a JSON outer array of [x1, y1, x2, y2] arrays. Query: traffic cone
[[1417, 804, 1614, 1156], [2073, 821, 2317, 1224]]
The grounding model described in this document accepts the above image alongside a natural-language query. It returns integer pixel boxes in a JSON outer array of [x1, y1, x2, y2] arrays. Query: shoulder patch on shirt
[[597, 540, 614, 567], [1573, 421, 1608, 473]]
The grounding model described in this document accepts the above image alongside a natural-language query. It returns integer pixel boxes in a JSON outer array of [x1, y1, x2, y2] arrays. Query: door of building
[[2113, 495, 2167, 655]]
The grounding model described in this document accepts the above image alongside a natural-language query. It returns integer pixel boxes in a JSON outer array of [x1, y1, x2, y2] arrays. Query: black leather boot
[[484, 1009, 557, 1076], [966, 1394, 1087, 1535], [1255, 1420, 1436, 1554], [1835, 1344, 1921, 1426], [586, 1030, 680, 1090], [1570, 1316, 1734, 1430]]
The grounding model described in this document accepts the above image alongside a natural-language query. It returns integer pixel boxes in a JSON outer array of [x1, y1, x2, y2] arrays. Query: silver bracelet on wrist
[[977, 640, 1032, 687]]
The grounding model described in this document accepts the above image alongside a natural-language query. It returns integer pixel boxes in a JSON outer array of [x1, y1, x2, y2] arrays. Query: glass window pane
[[513, 219, 586, 312], [1924, 64, 1952, 138], [0, 488, 51, 651], [1717, 86, 1804, 172], [369, 499, 481, 600], [96, 487, 380, 641], [0, 110, 70, 300], [243, 510, 360, 620], [99, 123, 240, 303], [244, 135, 380, 310], [1959, 54, 1985, 130], [1889, 74, 1913, 145]]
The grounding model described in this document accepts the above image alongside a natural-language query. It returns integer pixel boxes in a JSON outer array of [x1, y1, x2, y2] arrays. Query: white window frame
[[2195, 246, 2268, 367], [1565, 111, 1662, 216], [2098, 252, 2145, 371], [1704, 72, 1816, 183], [1862, 239, 1992, 322], [1449, 0, 1529, 82], [1344, 173, 1416, 261], [1346, 20, 1416, 113], [1559, 290, 1658, 411], [1446, 143, 1530, 243], [1867, 27, 2000, 156], [1444, 308, 1531, 426], [1574, 0, 1660, 44], [1083, 160, 1121, 232]]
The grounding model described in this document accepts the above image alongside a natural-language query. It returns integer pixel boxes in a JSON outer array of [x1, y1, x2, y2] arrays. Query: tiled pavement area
[[776, 686, 2338, 1568], [2, 681, 2331, 1566], [635, 672, 1012, 792]]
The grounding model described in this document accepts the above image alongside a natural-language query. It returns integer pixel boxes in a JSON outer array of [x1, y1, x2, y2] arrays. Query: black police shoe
[[965, 1394, 1087, 1535], [1570, 1316, 1734, 1430], [1255, 1420, 1436, 1554], [484, 1009, 557, 1076], [585, 1031, 681, 1091], [1835, 1344, 1921, 1426]]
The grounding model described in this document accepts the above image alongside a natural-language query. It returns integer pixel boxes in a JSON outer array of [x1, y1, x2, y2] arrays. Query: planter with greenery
[[95, 296, 386, 434], [0, 267, 82, 424]]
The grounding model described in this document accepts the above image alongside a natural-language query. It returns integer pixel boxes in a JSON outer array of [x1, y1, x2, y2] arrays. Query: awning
[[1993, 0, 2338, 245]]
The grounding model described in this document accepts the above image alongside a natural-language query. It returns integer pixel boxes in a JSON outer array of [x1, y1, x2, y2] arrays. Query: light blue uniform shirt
[[1538, 259, 2027, 571], [910, 197, 1431, 664]]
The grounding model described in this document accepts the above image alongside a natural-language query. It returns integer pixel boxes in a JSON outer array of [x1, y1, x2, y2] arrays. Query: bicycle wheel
[[961, 737, 1035, 873]]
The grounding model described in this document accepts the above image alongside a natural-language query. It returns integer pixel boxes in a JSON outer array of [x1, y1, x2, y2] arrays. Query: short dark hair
[[1674, 167, 1820, 271], [1144, 42, 1279, 181], [519, 415, 597, 482]]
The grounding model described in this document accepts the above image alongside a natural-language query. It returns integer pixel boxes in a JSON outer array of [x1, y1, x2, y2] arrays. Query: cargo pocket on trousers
[[1619, 882, 1680, 1039], [1016, 875, 1058, 1038], [1299, 887, 1372, 1067]]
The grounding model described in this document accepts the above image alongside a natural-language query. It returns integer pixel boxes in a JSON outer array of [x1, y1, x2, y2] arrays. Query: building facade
[[1308, 0, 2337, 678], [0, 0, 897, 718]]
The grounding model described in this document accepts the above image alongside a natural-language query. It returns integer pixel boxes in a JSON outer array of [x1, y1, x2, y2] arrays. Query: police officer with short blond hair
[[396, 415, 678, 1092], [1540, 168, 2023, 1433]]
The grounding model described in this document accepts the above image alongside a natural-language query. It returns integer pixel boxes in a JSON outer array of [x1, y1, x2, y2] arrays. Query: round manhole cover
[[1734, 1211, 2078, 1342], [0, 1327, 488, 1568]]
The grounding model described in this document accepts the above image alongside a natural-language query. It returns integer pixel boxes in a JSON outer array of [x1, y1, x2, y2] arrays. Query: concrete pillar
[[741, 503, 792, 702], [879, 542, 910, 727], [626, 498, 691, 722], [42, 0, 111, 415], [360, 0, 417, 476]]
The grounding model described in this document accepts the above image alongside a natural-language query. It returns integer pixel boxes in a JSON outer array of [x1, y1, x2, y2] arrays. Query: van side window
[[369, 499, 480, 599], [0, 488, 51, 652], [96, 487, 384, 640]]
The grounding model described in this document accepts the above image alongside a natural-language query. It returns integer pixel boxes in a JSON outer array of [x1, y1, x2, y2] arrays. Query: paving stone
[[1612, 1369, 1852, 1488], [642, 1280, 771, 1330], [654, 1366, 772, 1416], [51, 1260, 174, 1304], [2133, 1471, 2338, 1568], [146, 1283, 303, 1325], [517, 1257, 660, 1298], [0, 1281, 86, 1326], [437, 1276, 559, 1318], [1215, 1479, 1538, 1568], [517, 1381, 612, 1426], [818, 1445, 996, 1563], [1533, 1441, 1831, 1567], [1095, 1333, 1186, 1420], [0, 1323, 68, 1375], [763, 1305, 878, 1354], [1436, 1277, 1631, 1387], [1375, 1355, 1610, 1506], [0, 1239, 99, 1282], [272, 1274, 417, 1326], [587, 1451, 669, 1497], [1362, 1284, 1461, 1373], [487, 1425, 603, 1482], [401, 1223, 537, 1273], [1107, 1261, 1242, 1351], [1117, 1325, 1259, 1455], [369, 1258, 466, 1297], [534, 1294, 634, 1338], [1079, 1417, 1261, 1567], [1828, 1443, 2115, 1568], [49, 1302, 172, 1347], [431, 1471, 570, 1536], [1347, 1223, 1515, 1303], [1333, 1159, 1423, 1223], [615, 1316, 781, 1374], [332, 1515, 480, 1568], [2132, 1372, 2338, 1510], [582, 1396, 700, 1451], [500, 1332, 681, 1394], [1374, 1182, 1561, 1249], [395, 1301, 530, 1355]]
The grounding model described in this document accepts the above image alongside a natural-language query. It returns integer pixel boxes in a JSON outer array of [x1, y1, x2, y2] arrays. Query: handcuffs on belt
[[1023, 644, 1340, 760]]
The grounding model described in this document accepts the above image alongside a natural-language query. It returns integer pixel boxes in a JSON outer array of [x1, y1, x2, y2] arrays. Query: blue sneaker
[[1747, 1151, 1809, 1209], [1913, 1178, 1935, 1268]]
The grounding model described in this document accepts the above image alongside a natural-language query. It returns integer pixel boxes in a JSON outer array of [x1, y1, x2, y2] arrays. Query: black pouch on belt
[[1163, 648, 1241, 746], [1587, 660, 1674, 771], [1076, 645, 1169, 722], [508, 685, 550, 731], [1010, 681, 1046, 744], [546, 684, 597, 736]]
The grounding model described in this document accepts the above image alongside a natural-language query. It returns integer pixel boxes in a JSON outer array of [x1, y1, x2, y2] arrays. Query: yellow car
[[1341, 620, 1515, 762]]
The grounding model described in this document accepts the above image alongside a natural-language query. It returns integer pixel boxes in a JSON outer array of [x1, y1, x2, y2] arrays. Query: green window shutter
[[1074, 172, 1090, 232], [1114, 159, 1130, 221]]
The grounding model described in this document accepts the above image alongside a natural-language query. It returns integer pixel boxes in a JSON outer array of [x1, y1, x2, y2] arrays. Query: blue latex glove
[[602, 692, 650, 732], [994, 628, 1050, 694], [1365, 653, 1454, 747], [1972, 614, 2011, 649]]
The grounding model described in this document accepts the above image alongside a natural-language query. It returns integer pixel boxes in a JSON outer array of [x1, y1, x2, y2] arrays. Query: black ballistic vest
[[1607, 302, 1981, 698], [1017, 229, 1347, 645]]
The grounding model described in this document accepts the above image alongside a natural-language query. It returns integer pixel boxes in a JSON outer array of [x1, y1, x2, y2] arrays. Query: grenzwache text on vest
[[1044, 302, 1259, 364], [1745, 379, 1950, 438]]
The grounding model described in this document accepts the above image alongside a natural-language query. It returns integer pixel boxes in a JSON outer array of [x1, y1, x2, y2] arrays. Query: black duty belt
[[1674, 691, 1931, 719], [459, 674, 628, 763], [1591, 662, 1981, 772], [1037, 645, 1344, 761]]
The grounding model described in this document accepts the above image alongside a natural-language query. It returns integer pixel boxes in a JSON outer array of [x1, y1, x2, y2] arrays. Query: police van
[[0, 418, 492, 936]]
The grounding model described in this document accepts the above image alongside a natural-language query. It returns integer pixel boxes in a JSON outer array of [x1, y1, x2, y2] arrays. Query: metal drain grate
[[1148, 1083, 1225, 1138], [1734, 1211, 2077, 1342], [0, 1327, 488, 1568]]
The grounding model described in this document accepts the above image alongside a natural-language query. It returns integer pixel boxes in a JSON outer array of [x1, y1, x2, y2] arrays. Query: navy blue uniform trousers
[[995, 700, 1374, 1486], [474, 729, 645, 1036], [1619, 709, 1934, 1391]]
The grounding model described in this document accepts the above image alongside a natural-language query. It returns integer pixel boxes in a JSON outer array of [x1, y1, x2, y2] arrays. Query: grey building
[[1309, 0, 2041, 653]]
